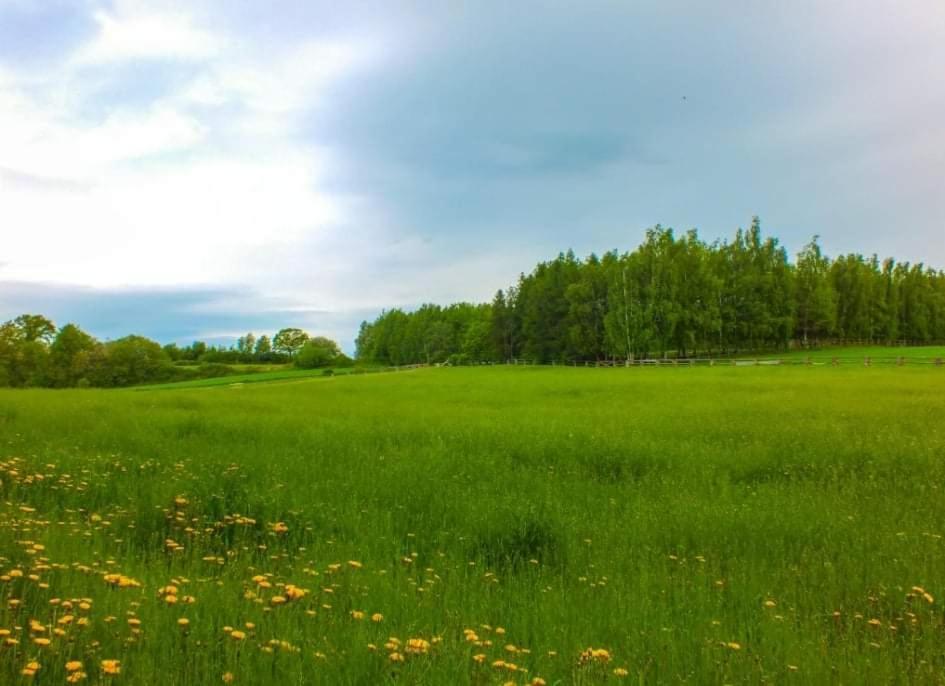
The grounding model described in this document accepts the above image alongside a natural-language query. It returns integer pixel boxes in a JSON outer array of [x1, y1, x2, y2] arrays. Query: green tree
[[254, 335, 272, 356], [295, 336, 342, 368], [89, 335, 172, 387], [49, 323, 98, 387], [237, 333, 257, 357], [273, 328, 310, 357], [795, 237, 836, 344]]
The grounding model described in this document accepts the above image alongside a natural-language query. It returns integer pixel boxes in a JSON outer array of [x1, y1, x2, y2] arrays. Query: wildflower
[[614, 667, 630, 677], [371, 613, 384, 623], [177, 618, 190, 628], [270, 595, 286, 606], [579, 647, 611, 665], [406, 638, 430, 654], [472, 653, 486, 663], [67, 672, 88, 683], [350, 610, 365, 620], [22, 661, 40, 676], [347, 560, 363, 569], [726, 642, 741, 651], [284, 585, 306, 601], [532, 678, 547, 685], [230, 630, 246, 641], [101, 659, 121, 675], [66, 661, 84, 672], [388, 652, 404, 663], [270, 522, 289, 534], [103, 574, 140, 588], [222, 673, 235, 683]]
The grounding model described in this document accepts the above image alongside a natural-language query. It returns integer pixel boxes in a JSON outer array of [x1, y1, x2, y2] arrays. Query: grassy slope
[[144, 366, 363, 390], [0, 366, 944, 684], [761, 344, 945, 362]]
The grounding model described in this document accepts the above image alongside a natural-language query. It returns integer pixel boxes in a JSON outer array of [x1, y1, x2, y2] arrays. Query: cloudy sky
[[1, 1, 943, 351]]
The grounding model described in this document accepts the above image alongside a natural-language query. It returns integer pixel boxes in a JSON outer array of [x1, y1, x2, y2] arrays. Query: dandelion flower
[[100, 659, 121, 675]]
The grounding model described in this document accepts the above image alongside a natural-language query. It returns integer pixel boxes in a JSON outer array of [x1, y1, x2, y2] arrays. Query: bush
[[295, 337, 343, 369]]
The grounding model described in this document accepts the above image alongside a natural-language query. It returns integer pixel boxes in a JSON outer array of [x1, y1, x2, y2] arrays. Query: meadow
[[0, 364, 943, 684]]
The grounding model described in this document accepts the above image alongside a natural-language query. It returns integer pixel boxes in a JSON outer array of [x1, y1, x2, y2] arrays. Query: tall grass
[[0, 366, 943, 684]]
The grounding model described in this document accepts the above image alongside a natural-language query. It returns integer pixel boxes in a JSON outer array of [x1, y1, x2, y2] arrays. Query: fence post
[[831, 357, 839, 366]]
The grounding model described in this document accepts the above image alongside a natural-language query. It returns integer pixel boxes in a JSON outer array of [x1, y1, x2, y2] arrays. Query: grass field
[[145, 367, 365, 390], [758, 345, 945, 363], [0, 365, 943, 684]]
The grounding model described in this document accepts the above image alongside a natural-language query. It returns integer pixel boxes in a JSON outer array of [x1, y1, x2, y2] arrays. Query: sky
[[1, 1, 943, 352]]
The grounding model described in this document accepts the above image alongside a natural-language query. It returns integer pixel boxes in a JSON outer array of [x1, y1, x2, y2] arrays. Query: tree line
[[356, 218, 945, 365], [0, 318, 349, 388]]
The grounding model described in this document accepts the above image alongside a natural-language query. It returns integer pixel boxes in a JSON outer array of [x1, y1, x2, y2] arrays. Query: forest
[[0, 320, 349, 388], [356, 219, 945, 364]]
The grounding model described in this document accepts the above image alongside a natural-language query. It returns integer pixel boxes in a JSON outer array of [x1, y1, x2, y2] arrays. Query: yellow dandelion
[[100, 659, 121, 675], [406, 638, 430, 654]]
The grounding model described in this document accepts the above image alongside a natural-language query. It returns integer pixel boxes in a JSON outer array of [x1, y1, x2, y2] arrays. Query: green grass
[[0, 365, 944, 684], [144, 366, 369, 390], [759, 344, 945, 362]]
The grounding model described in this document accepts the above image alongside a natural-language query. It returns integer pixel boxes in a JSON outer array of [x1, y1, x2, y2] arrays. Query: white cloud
[[73, 8, 221, 65], [0, 3, 386, 307]]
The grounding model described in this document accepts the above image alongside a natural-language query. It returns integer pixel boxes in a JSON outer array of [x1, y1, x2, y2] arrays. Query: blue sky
[[1, 1, 943, 351]]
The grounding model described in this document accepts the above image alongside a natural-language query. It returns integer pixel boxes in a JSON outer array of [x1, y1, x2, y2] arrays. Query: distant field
[[146, 366, 365, 390], [1, 366, 944, 684], [759, 344, 945, 362]]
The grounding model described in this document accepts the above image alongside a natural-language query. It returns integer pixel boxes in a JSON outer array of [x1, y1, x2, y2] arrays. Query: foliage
[[357, 219, 945, 364], [273, 328, 310, 357], [0, 318, 346, 388], [295, 337, 343, 369]]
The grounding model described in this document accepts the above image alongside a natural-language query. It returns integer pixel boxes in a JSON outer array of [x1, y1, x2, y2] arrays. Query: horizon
[[2, 1, 944, 352]]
